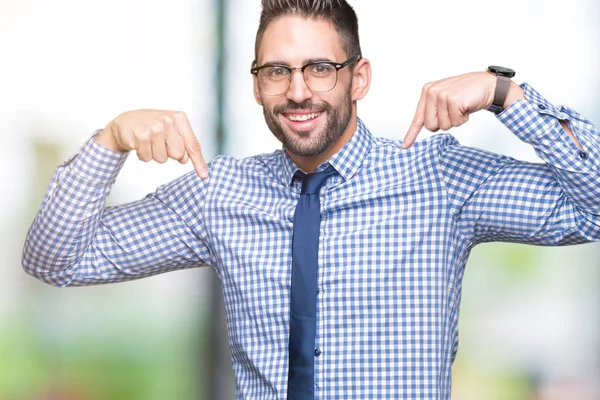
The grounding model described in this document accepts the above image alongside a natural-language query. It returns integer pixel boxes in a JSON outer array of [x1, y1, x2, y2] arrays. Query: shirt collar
[[327, 117, 372, 181], [274, 117, 373, 187]]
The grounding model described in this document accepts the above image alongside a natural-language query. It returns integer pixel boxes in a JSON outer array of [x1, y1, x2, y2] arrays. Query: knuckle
[[187, 139, 202, 154], [161, 114, 175, 128], [447, 96, 461, 109], [172, 111, 188, 124], [149, 126, 167, 143], [149, 123, 163, 135], [136, 129, 151, 143], [428, 85, 440, 97]]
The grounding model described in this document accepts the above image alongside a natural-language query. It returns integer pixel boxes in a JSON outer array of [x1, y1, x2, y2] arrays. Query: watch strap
[[490, 75, 511, 115]]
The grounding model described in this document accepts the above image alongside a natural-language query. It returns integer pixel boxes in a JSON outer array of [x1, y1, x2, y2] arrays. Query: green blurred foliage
[[0, 320, 203, 400]]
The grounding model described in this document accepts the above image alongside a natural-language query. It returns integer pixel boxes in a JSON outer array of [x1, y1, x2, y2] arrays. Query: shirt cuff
[[496, 83, 571, 141], [62, 130, 130, 183], [496, 83, 594, 172]]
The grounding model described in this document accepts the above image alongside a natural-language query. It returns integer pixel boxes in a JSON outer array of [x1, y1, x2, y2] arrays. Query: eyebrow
[[260, 57, 334, 67]]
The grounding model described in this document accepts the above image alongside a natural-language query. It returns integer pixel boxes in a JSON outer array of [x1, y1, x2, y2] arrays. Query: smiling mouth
[[283, 112, 323, 122]]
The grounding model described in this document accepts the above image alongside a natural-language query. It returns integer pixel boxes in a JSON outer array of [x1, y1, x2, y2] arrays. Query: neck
[[288, 113, 358, 173]]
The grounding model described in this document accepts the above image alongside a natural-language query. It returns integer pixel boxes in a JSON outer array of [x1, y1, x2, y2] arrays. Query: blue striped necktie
[[287, 167, 336, 400]]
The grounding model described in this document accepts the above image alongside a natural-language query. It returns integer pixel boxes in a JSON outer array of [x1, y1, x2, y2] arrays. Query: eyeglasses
[[250, 54, 362, 96]]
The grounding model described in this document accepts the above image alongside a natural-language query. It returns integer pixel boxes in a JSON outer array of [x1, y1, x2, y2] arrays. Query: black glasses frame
[[250, 54, 362, 95]]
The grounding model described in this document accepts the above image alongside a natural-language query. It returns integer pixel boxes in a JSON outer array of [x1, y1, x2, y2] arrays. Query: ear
[[351, 58, 372, 101], [253, 76, 263, 106]]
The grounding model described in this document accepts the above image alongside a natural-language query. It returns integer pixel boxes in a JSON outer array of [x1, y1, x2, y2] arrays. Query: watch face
[[488, 65, 516, 78]]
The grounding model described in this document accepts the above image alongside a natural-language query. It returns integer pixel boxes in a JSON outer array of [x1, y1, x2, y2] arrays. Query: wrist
[[503, 81, 525, 109], [486, 66, 517, 114], [95, 122, 128, 153]]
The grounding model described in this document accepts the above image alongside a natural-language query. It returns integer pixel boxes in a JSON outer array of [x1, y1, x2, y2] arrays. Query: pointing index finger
[[174, 112, 208, 179], [403, 119, 424, 149], [403, 93, 427, 149]]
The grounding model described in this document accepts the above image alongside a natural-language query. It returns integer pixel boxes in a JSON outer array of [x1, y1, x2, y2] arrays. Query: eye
[[308, 63, 335, 76], [265, 67, 290, 78]]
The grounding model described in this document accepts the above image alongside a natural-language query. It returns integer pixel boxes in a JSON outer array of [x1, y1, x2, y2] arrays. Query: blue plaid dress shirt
[[23, 84, 600, 399]]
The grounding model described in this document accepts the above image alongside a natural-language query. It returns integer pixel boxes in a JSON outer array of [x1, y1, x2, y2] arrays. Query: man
[[22, 0, 600, 398]]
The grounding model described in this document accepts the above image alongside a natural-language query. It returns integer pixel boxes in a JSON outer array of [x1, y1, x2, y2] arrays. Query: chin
[[284, 135, 332, 158]]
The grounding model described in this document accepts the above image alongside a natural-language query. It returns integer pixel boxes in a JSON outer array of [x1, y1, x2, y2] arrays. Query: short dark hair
[[254, 0, 361, 64]]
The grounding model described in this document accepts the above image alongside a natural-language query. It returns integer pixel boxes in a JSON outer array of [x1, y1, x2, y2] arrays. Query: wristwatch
[[487, 66, 516, 114]]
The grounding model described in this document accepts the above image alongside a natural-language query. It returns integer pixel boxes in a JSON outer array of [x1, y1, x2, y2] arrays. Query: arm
[[22, 110, 212, 287], [440, 84, 600, 244], [403, 71, 600, 245], [402, 71, 582, 150]]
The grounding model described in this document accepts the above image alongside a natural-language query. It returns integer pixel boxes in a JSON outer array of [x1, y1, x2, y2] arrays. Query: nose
[[286, 70, 313, 104]]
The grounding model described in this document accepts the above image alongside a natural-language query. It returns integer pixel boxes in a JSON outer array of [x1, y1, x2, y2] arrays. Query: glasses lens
[[304, 63, 337, 92], [258, 66, 291, 95]]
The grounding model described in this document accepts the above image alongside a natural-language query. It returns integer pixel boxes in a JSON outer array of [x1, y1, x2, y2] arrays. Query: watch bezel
[[487, 65, 516, 78]]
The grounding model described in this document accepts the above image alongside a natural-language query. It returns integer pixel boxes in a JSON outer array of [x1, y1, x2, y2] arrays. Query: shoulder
[[209, 149, 283, 176], [372, 132, 514, 169], [207, 149, 287, 191], [369, 133, 461, 165], [435, 136, 516, 178]]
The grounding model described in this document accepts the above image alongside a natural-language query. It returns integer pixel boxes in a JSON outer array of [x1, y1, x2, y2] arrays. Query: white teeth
[[287, 113, 321, 122]]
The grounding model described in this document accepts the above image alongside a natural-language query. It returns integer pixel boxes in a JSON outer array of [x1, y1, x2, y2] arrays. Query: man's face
[[254, 16, 354, 158]]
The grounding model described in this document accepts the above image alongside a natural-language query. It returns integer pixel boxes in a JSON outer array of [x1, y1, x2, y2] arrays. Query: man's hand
[[96, 110, 208, 179], [402, 71, 524, 149]]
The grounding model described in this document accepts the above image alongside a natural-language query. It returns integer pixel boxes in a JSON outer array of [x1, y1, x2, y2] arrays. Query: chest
[[206, 174, 453, 291]]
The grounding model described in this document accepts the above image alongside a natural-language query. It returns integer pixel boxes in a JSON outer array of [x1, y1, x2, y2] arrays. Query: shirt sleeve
[[21, 132, 212, 287], [440, 83, 600, 246]]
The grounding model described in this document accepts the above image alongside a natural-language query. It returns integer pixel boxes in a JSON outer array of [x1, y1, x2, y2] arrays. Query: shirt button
[[579, 151, 588, 160], [538, 104, 546, 110], [314, 348, 322, 357]]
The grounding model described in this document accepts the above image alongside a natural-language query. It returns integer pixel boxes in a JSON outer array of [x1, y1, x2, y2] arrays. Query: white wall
[[0, 0, 216, 328]]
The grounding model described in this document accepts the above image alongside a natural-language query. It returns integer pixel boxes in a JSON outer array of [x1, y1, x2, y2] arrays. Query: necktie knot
[[300, 167, 336, 195]]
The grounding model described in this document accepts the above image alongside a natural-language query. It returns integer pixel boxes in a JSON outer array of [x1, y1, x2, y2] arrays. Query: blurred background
[[1, 0, 599, 399]]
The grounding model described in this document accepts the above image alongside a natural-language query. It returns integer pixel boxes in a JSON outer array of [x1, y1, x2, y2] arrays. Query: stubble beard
[[263, 89, 353, 158]]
